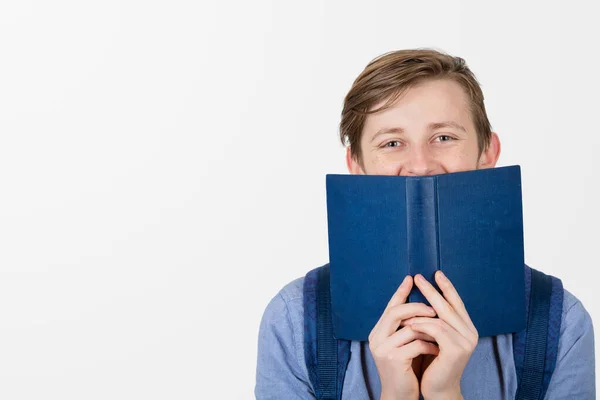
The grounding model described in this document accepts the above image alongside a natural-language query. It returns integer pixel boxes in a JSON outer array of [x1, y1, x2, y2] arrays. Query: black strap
[[316, 266, 338, 400], [515, 268, 553, 400]]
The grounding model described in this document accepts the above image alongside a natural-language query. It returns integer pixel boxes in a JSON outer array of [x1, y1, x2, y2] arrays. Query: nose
[[403, 145, 436, 176]]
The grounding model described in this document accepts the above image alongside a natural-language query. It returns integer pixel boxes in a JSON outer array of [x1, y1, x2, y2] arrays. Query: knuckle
[[372, 347, 385, 359], [430, 325, 443, 336], [369, 338, 381, 350], [419, 304, 434, 315], [440, 302, 453, 314], [392, 303, 426, 318], [431, 319, 444, 329], [391, 306, 411, 322], [414, 339, 427, 350], [405, 327, 418, 340], [396, 302, 414, 314], [463, 343, 474, 354], [458, 337, 476, 353], [368, 339, 380, 351], [469, 336, 479, 349], [389, 304, 404, 318]]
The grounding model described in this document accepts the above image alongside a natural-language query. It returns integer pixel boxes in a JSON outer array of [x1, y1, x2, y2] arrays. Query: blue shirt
[[255, 273, 595, 399]]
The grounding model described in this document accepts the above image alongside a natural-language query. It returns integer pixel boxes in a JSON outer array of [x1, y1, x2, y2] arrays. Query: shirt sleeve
[[255, 289, 316, 400], [545, 290, 595, 399]]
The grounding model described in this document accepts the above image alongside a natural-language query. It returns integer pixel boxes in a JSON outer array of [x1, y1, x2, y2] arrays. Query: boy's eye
[[384, 141, 402, 148], [436, 135, 454, 142]]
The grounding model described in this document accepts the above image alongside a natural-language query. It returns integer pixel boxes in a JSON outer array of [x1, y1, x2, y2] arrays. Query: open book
[[326, 166, 526, 341]]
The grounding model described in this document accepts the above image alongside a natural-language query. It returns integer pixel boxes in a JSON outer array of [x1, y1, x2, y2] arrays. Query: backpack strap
[[303, 264, 351, 400], [305, 264, 563, 400], [513, 266, 564, 400]]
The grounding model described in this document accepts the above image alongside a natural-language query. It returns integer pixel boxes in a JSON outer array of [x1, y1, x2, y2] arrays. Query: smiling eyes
[[383, 135, 456, 148], [384, 140, 402, 148]]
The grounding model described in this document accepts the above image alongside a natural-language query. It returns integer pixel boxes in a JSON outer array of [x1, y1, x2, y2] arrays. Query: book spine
[[406, 177, 440, 305]]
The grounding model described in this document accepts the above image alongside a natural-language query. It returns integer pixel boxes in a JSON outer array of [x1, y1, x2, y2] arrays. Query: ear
[[478, 132, 501, 169], [346, 147, 365, 174]]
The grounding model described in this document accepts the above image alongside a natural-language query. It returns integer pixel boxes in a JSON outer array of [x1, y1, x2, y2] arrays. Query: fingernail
[[415, 274, 425, 283], [437, 270, 448, 282], [427, 307, 436, 315]]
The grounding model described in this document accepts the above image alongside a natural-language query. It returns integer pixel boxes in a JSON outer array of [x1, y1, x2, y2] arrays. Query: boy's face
[[347, 78, 501, 176]]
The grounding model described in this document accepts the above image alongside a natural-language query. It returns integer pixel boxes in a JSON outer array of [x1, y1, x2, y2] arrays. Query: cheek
[[439, 148, 480, 172], [363, 152, 404, 175], [359, 140, 394, 175]]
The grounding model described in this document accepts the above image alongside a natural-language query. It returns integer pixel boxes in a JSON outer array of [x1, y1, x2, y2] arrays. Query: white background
[[0, 0, 598, 399]]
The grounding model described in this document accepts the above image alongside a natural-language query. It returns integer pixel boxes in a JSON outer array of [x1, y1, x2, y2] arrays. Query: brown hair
[[340, 49, 492, 162]]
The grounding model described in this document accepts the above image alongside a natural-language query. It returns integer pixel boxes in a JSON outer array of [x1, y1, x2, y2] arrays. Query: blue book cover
[[326, 166, 526, 341]]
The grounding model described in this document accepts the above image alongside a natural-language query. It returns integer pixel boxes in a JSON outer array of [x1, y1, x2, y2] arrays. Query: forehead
[[363, 78, 475, 134]]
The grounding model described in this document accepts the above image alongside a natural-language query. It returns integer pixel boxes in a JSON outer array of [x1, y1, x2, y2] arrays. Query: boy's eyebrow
[[370, 127, 404, 142], [428, 121, 467, 132]]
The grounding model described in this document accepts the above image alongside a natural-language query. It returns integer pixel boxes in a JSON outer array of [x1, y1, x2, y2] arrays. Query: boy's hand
[[369, 275, 440, 400], [403, 271, 478, 400]]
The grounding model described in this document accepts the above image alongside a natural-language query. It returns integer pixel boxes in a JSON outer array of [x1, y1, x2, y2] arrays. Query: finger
[[373, 326, 436, 360], [400, 316, 432, 327], [394, 339, 440, 360], [401, 316, 466, 329], [369, 276, 413, 341], [435, 270, 477, 334], [378, 303, 436, 338], [379, 325, 436, 350], [400, 315, 471, 336], [371, 337, 439, 367], [385, 275, 413, 309], [370, 303, 436, 347], [409, 319, 474, 354], [414, 274, 473, 339]]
